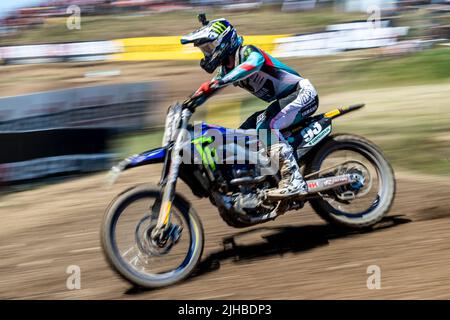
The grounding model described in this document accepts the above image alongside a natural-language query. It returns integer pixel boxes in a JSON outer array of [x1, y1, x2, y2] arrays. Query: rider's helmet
[[180, 16, 243, 74]]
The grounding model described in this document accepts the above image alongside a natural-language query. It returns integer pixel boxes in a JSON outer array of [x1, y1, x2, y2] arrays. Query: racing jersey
[[216, 45, 303, 102]]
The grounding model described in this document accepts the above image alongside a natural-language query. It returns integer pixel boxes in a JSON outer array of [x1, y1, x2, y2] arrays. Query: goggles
[[196, 40, 219, 57]]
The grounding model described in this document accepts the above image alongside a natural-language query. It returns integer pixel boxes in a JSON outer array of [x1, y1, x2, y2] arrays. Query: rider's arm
[[190, 47, 265, 107], [219, 47, 265, 85], [193, 68, 224, 99], [188, 68, 224, 108], [196, 45, 265, 94]]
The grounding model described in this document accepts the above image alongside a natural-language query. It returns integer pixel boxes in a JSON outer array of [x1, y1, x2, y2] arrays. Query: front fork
[[152, 109, 192, 240]]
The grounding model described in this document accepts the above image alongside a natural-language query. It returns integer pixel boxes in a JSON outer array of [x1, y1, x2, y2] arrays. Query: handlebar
[[182, 89, 212, 110], [182, 80, 223, 110], [182, 93, 204, 111]]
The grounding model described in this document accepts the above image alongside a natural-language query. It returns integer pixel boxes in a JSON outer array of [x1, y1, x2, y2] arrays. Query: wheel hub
[[135, 216, 183, 256], [332, 164, 371, 202]]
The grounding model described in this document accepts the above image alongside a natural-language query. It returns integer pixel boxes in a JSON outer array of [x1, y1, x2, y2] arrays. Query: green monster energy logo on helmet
[[211, 21, 227, 34]]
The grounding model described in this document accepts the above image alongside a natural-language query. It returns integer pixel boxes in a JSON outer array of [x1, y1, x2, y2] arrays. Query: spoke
[[137, 252, 150, 268], [121, 244, 138, 258], [129, 255, 139, 267]]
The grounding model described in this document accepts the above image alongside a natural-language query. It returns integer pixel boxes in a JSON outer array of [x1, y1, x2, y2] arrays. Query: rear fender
[[297, 133, 335, 169], [297, 103, 364, 161]]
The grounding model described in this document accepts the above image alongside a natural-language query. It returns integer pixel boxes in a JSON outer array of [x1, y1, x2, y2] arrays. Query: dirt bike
[[101, 89, 396, 288]]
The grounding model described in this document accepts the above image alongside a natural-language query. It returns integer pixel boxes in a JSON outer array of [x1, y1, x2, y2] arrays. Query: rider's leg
[[262, 79, 319, 198]]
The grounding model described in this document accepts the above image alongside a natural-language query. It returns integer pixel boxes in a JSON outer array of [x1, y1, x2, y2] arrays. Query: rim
[[110, 194, 199, 282], [316, 147, 386, 219]]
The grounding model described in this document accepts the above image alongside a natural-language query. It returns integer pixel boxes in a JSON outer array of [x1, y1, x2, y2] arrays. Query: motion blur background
[[1, 0, 449, 184], [0, 0, 450, 299]]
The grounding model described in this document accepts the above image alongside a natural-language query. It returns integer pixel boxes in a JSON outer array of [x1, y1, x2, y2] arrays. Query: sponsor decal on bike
[[323, 175, 350, 186], [301, 123, 331, 147], [301, 122, 322, 143], [256, 112, 266, 124], [192, 136, 218, 170], [308, 181, 319, 189], [324, 109, 341, 118]]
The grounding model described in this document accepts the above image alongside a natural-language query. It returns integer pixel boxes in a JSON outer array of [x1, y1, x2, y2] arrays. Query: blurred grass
[[334, 109, 450, 177], [286, 47, 450, 95], [109, 129, 164, 156], [341, 48, 450, 88]]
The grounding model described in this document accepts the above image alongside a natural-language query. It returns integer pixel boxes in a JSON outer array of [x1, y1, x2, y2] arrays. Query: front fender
[[123, 147, 167, 170], [106, 146, 167, 185]]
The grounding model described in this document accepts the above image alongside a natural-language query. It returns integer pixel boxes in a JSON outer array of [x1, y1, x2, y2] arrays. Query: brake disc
[[333, 163, 372, 201], [135, 216, 182, 257]]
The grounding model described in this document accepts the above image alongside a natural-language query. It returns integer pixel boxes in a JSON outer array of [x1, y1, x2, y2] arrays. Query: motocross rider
[[181, 16, 319, 198]]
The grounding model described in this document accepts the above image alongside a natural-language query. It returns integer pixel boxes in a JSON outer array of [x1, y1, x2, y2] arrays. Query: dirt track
[[1, 164, 450, 300]]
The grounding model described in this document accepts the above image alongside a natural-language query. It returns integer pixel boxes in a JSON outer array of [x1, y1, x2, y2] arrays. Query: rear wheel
[[101, 184, 204, 288], [304, 134, 396, 228]]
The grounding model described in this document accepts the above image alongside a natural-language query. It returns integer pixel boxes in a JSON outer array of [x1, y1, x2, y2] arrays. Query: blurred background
[[0, 0, 450, 300], [0, 0, 449, 186]]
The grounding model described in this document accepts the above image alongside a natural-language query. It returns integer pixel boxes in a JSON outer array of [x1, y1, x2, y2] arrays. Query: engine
[[228, 165, 272, 213]]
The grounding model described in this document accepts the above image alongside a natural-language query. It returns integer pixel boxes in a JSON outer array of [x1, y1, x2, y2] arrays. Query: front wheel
[[101, 184, 204, 288], [304, 134, 396, 229]]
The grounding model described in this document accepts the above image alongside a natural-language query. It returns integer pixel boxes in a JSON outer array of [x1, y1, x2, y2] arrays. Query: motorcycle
[[101, 88, 396, 288]]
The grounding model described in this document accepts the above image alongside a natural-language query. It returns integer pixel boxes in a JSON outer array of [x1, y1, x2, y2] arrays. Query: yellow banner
[[112, 35, 287, 61]]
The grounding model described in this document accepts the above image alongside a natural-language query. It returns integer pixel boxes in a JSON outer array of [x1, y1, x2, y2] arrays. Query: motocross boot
[[266, 142, 308, 199]]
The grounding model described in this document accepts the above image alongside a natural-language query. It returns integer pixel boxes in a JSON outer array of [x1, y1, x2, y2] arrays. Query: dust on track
[[1, 164, 450, 300]]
